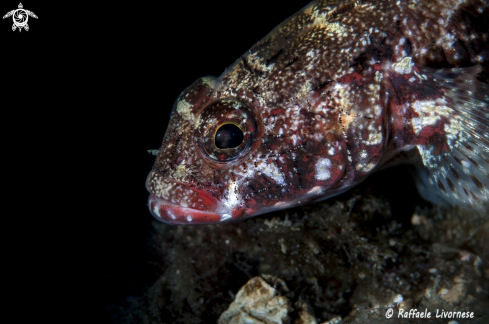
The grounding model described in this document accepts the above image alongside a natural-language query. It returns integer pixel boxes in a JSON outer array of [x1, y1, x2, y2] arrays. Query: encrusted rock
[[218, 275, 290, 324], [321, 317, 342, 324], [296, 300, 317, 324]]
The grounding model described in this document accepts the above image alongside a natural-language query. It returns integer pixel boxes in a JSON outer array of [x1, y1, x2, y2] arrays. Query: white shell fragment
[[218, 275, 290, 324]]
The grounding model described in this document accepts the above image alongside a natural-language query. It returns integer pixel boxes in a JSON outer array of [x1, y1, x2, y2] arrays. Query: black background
[[0, 1, 423, 322]]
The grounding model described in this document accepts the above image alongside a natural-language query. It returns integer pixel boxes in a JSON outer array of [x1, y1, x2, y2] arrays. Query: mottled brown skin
[[147, 0, 489, 224]]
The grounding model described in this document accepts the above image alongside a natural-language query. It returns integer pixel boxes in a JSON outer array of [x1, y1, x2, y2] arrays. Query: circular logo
[[13, 9, 27, 27], [386, 308, 394, 318]]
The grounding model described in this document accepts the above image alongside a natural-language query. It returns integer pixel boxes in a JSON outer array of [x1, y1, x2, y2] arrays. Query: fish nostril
[[176, 156, 185, 165]]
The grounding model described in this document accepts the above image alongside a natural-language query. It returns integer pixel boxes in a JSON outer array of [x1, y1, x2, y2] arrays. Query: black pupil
[[215, 124, 243, 149]]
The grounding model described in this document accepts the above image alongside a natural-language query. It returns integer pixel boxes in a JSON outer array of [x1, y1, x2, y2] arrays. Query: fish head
[[146, 0, 489, 224], [146, 73, 363, 225]]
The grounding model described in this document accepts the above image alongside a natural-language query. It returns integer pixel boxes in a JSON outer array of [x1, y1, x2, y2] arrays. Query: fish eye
[[194, 99, 260, 163], [214, 123, 244, 149]]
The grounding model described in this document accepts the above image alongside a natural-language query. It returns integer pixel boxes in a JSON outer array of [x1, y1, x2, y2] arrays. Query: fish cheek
[[244, 135, 348, 214], [309, 133, 348, 191]]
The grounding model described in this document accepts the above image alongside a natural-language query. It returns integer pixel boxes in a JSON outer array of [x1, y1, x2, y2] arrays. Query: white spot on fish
[[261, 162, 285, 184], [224, 181, 239, 208], [392, 57, 413, 74], [461, 160, 471, 169], [221, 213, 232, 222], [167, 210, 177, 220], [365, 131, 382, 145], [291, 134, 299, 146], [411, 100, 451, 135], [153, 205, 160, 217], [176, 99, 194, 121], [315, 158, 332, 180]]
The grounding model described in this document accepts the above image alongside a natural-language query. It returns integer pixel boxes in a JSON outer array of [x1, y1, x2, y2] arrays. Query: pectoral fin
[[412, 65, 489, 213]]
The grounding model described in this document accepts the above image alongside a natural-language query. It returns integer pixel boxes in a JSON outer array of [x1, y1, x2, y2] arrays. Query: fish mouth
[[146, 173, 232, 225], [148, 194, 232, 225]]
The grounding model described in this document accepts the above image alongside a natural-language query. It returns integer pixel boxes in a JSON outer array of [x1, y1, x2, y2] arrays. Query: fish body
[[146, 0, 489, 225]]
